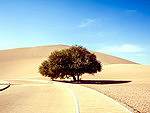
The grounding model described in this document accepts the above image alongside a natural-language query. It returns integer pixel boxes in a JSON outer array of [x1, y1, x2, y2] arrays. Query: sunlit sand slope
[[0, 45, 69, 63], [0, 45, 137, 64], [92, 51, 137, 65], [0, 45, 137, 79], [83, 64, 150, 80]]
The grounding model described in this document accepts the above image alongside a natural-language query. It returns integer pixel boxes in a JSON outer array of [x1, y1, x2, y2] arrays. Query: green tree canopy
[[39, 46, 102, 81]]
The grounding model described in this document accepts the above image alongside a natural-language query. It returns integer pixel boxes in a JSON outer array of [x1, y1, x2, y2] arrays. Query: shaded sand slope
[[0, 45, 136, 79]]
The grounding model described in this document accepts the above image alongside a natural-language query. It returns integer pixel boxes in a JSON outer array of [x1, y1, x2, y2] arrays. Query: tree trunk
[[77, 75, 80, 81], [73, 76, 76, 82]]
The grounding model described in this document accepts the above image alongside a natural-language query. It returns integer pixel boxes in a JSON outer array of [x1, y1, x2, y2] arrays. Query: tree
[[39, 45, 102, 81]]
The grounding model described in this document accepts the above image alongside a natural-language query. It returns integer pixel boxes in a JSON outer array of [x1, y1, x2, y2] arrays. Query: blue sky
[[0, 0, 150, 64]]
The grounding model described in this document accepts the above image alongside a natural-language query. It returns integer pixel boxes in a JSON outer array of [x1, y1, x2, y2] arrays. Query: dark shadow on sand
[[54, 80, 132, 85]]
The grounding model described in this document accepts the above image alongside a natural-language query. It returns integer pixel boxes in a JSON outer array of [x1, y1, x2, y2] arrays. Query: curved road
[[0, 79, 131, 113], [0, 80, 76, 113]]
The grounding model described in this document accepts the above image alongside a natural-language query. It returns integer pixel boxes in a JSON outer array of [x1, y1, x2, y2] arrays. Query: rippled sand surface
[[82, 64, 150, 113], [82, 80, 150, 113]]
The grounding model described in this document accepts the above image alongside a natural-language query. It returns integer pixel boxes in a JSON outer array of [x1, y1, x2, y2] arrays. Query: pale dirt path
[[0, 79, 131, 113], [0, 83, 76, 113], [55, 82, 131, 113]]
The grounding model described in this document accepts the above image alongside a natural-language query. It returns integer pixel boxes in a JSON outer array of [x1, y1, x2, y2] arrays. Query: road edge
[[0, 81, 10, 91], [80, 85, 132, 113]]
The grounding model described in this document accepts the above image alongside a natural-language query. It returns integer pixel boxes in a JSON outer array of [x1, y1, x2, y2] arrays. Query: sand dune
[[91, 51, 137, 65], [0, 45, 136, 64], [0, 45, 69, 63], [0, 45, 69, 79], [0, 58, 43, 79], [0, 45, 137, 79], [83, 64, 150, 80]]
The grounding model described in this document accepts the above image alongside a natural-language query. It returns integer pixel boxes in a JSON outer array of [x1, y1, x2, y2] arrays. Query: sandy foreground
[[0, 45, 150, 113], [82, 64, 150, 113], [82, 80, 150, 113]]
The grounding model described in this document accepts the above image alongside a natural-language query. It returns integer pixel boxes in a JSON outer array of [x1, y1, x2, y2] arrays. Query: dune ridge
[[0, 45, 69, 63], [0, 45, 137, 64], [0, 45, 137, 79]]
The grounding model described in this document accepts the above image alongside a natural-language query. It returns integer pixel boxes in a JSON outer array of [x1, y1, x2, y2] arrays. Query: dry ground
[[82, 64, 150, 113], [82, 81, 150, 113]]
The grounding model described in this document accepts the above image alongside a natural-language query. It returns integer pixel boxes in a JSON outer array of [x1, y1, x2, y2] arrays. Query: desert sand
[[0, 45, 136, 79], [82, 64, 150, 113], [0, 45, 150, 113]]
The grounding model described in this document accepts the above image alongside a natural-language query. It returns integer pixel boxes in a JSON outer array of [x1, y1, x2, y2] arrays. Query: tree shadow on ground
[[54, 80, 131, 85]]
